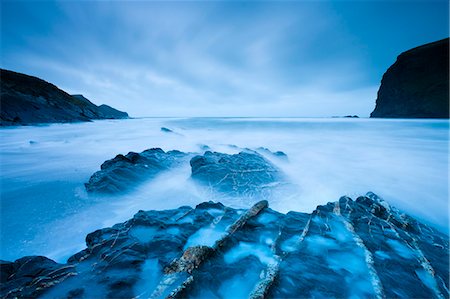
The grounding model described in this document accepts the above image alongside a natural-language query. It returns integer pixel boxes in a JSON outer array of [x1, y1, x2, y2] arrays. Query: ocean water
[[0, 117, 448, 262]]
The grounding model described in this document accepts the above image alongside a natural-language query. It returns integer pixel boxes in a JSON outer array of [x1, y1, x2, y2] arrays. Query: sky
[[1, 0, 449, 117]]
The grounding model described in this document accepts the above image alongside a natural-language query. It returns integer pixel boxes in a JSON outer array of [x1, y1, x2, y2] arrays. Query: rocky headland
[[0, 69, 128, 126], [370, 38, 449, 118]]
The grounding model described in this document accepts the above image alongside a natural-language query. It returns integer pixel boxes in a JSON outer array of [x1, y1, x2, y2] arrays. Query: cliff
[[370, 38, 449, 118], [0, 69, 128, 125]]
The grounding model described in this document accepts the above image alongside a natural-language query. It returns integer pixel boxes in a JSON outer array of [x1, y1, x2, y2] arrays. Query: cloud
[[2, 1, 380, 117]]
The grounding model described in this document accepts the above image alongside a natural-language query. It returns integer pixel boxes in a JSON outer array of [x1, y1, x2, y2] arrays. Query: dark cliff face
[[370, 38, 449, 118], [0, 69, 128, 125]]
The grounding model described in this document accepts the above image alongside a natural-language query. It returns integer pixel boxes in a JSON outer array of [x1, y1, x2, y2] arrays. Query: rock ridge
[[1, 192, 448, 299]]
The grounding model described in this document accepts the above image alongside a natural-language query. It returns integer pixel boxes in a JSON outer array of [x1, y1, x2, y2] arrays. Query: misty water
[[0, 117, 448, 263]]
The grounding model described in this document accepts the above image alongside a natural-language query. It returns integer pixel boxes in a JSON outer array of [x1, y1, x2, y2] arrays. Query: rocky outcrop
[[72, 95, 128, 119], [0, 69, 128, 126], [85, 148, 190, 193], [0, 256, 76, 298], [1, 193, 448, 298], [370, 38, 449, 118], [190, 151, 286, 198], [86, 149, 287, 196]]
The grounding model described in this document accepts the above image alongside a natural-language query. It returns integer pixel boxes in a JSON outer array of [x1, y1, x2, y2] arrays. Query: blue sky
[[1, 1, 448, 117]]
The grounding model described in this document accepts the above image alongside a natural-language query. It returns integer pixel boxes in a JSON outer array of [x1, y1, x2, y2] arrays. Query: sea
[[0, 117, 448, 262]]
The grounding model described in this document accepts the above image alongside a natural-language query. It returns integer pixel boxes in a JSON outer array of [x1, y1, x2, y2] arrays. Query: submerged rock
[[190, 151, 285, 198], [85, 148, 190, 193], [2, 193, 448, 298], [255, 147, 288, 160]]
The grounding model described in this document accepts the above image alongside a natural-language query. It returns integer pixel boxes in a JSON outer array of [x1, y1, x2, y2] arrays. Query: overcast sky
[[1, 0, 448, 117]]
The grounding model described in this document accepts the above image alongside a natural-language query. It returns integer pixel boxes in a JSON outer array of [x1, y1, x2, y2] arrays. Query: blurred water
[[0, 117, 448, 262]]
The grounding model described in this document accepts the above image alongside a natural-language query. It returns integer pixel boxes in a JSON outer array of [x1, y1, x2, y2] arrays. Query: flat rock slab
[[190, 151, 286, 199], [1, 192, 448, 299]]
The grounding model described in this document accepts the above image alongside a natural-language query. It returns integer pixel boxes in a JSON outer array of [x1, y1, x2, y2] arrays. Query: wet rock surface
[[1, 192, 448, 299], [190, 151, 286, 199], [85, 148, 190, 193]]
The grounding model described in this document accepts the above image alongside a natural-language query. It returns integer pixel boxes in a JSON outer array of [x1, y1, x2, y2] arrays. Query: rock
[[198, 144, 211, 151], [85, 148, 190, 193], [0, 256, 76, 298], [0, 69, 128, 126], [161, 127, 173, 133], [255, 147, 288, 159], [344, 115, 359, 118], [370, 38, 449, 118], [1, 193, 448, 298], [190, 151, 285, 198]]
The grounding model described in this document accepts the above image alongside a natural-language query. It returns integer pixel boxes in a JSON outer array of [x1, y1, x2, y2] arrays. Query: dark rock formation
[[161, 127, 173, 133], [0, 256, 76, 298], [190, 151, 286, 198], [85, 148, 287, 195], [371, 38, 449, 118], [85, 148, 190, 193], [0, 69, 128, 126], [1, 193, 448, 298]]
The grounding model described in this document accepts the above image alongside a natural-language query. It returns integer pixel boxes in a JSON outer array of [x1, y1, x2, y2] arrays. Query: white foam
[[224, 242, 276, 265], [0, 118, 448, 262]]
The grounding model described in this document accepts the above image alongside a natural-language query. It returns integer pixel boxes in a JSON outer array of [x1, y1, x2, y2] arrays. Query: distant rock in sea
[[1, 193, 448, 298], [370, 38, 449, 118], [0, 69, 128, 126], [161, 127, 173, 133]]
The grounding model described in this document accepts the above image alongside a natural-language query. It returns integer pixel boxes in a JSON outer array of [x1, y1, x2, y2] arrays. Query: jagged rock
[[0, 69, 128, 126], [0, 256, 76, 298], [370, 38, 449, 118], [1, 193, 448, 299], [85, 148, 190, 193], [255, 147, 287, 159], [190, 151, 285, 198]]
